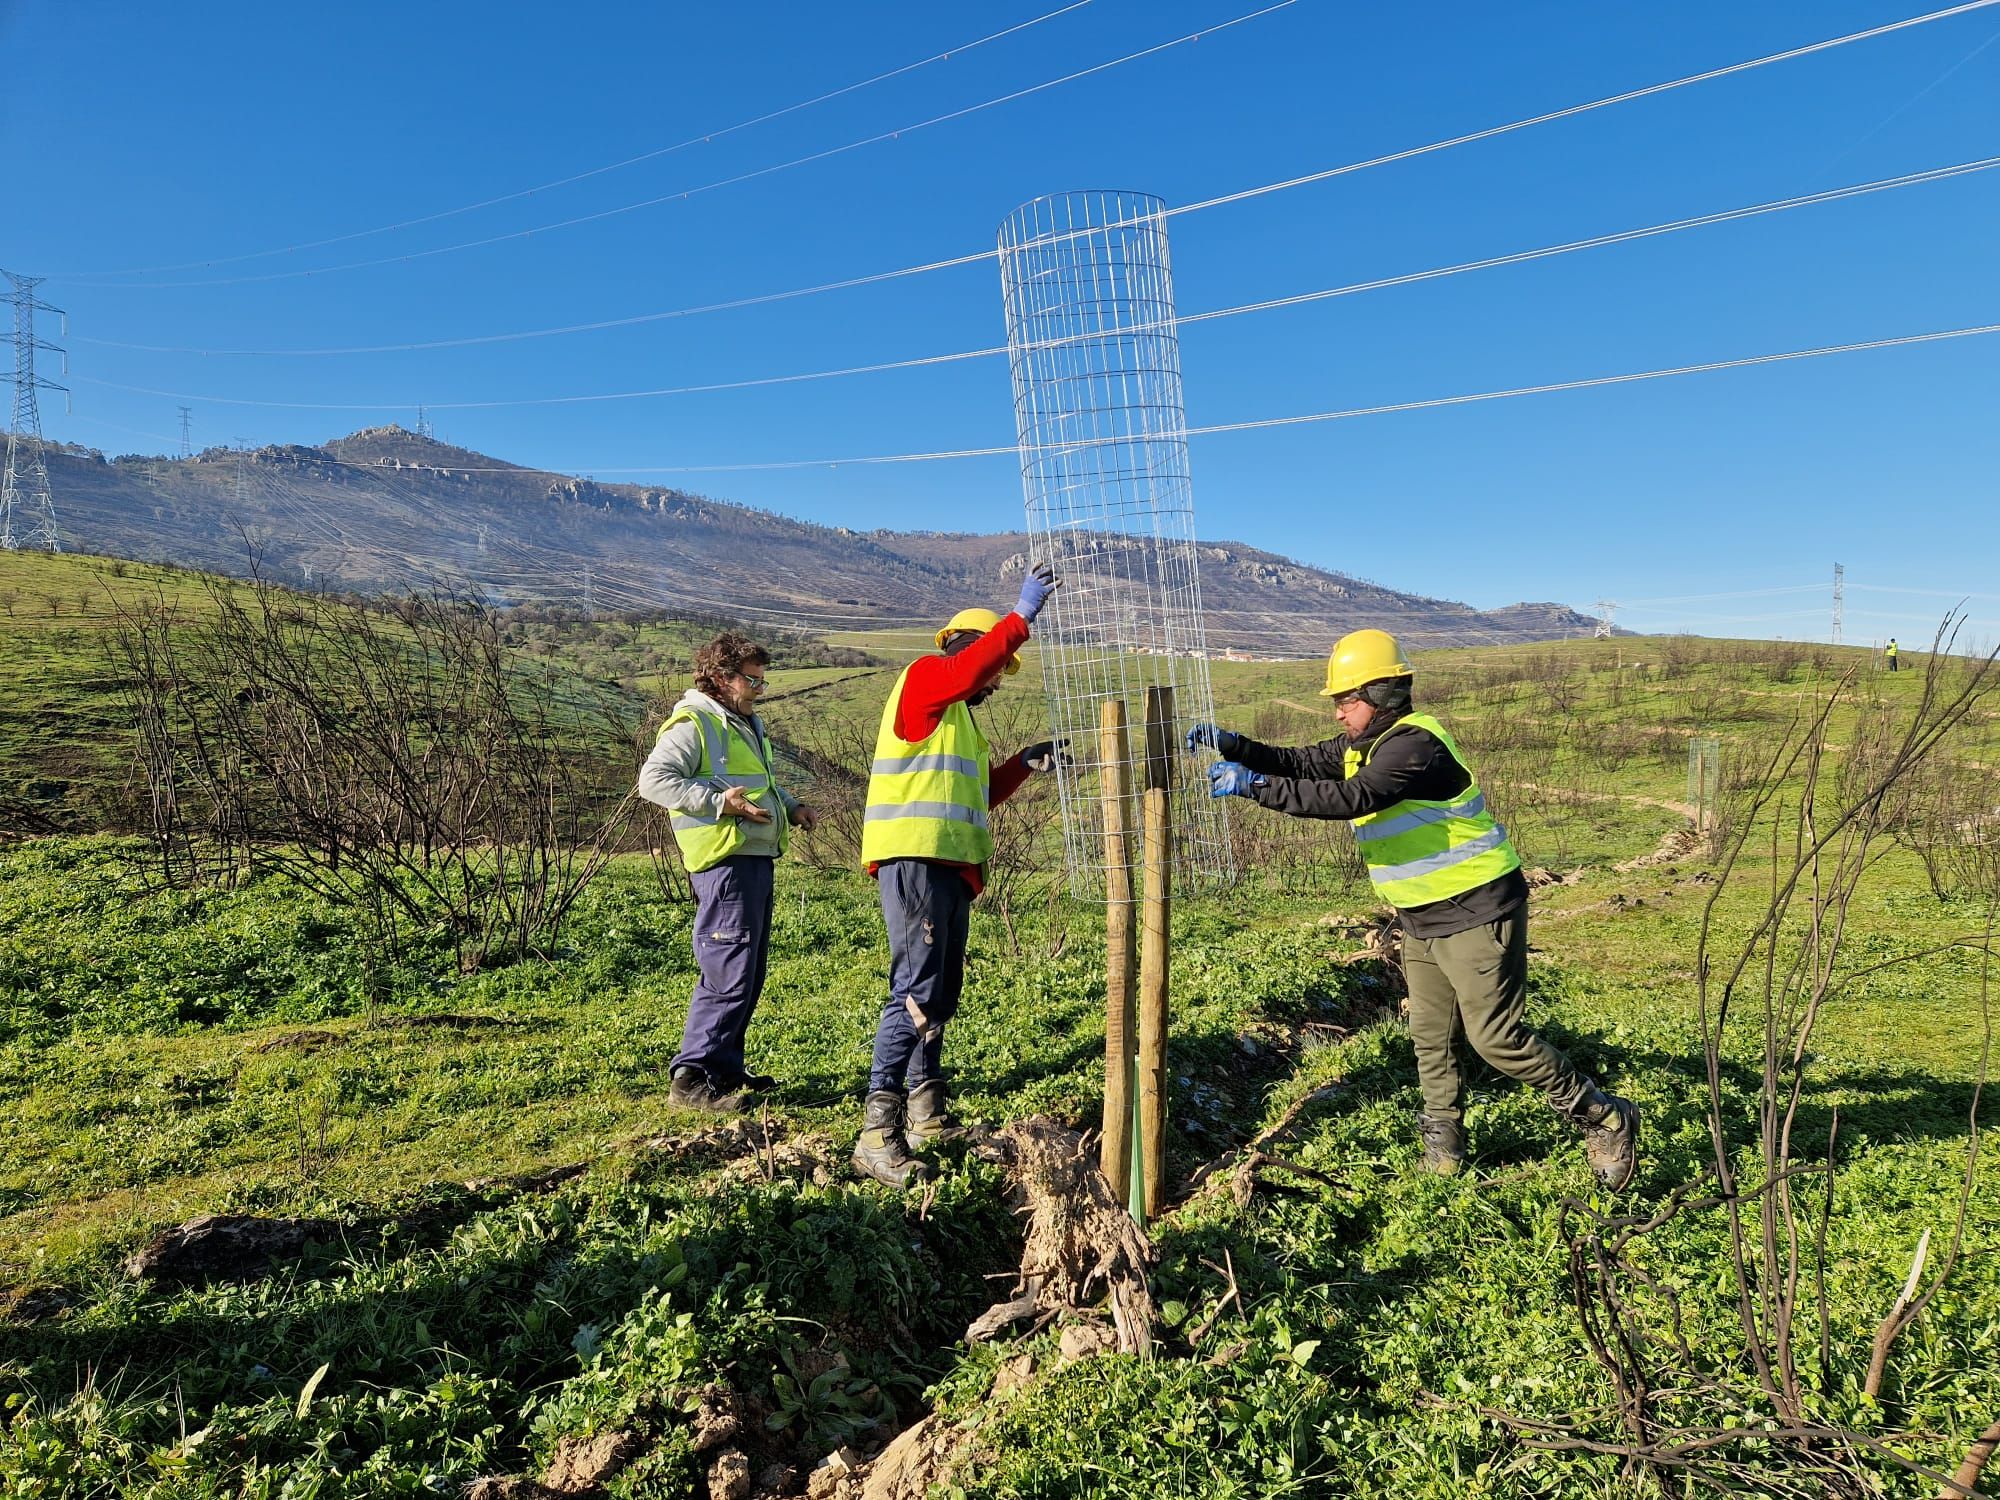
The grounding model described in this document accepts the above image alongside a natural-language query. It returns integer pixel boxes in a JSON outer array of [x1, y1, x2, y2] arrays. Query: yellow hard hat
[[1321, 628, 1414, 697], [934, 607, 1020, 673]]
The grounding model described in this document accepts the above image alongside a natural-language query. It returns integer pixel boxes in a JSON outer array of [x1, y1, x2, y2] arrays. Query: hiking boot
[[1416, 1112, 1466, 1176], [668, 1066, 745, 1115], [1562, 1082, 1640, 1191], [904, 1080, 969, 1150], [852, 1090, 933, 1188]]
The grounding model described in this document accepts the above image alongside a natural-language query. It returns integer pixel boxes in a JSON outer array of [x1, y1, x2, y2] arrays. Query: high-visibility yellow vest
[[661, 706, 788, 874], [861, 664, 992, 867], [1344, 712, 1520, 909], [1886, 641, 1899, 658]]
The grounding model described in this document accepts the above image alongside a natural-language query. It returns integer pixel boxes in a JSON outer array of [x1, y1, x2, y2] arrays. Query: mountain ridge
[[29, 426, 1601, 650]]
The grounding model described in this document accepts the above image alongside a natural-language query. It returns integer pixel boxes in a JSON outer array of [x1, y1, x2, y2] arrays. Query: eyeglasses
[[734, 671, 768, 690], [1331, 689, 1366, 708]]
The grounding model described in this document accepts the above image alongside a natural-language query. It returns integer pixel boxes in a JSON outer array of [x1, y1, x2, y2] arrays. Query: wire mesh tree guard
[[998, 190, 1235, 897]]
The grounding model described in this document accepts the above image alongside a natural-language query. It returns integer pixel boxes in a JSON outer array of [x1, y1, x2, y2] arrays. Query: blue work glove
[[1184, 722, 1244, 757], [1208, 760, 1266, 799], [1019, 738, 1070, 773], [1014, 561, 1060, 624]]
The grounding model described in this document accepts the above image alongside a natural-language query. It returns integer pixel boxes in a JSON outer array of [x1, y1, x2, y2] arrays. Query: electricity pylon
[[1, 271, 67, 552]]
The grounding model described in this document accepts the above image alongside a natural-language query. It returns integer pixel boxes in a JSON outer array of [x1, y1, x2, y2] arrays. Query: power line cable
[[52, 4, 1093, 280], [60, 2, 1296, 291], [1162, 0, 2000, 221], [115, 316, 2000, 474], [70, 152, 2000, 410], [1851, 582, 2000, 601], [1614, 584, 1826, 606], [59, 0, 1996, 299]]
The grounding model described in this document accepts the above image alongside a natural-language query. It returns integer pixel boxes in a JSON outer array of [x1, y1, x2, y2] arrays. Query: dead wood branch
[[965, 1116, 1155, 1356]]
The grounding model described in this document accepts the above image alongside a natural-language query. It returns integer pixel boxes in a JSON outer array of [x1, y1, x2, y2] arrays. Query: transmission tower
[[177, 406, 193, 459], [582, 563, 595, 620], [1, 271, 68, 552], [1593, 599, 1618, 639], [415, 405, 433, 440], [1831, 562, 1845, 645]]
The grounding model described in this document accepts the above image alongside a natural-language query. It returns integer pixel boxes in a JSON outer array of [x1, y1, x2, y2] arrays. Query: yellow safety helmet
[[1321, 628, 1414, 697], [934, 607, 1021, 673]]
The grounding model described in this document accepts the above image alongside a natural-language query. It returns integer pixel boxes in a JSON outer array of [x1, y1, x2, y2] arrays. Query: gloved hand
[[1208, 761, 1266, 798], [1184, 722, 1244, 757], [1014, 561, 1060, 624], [1019, 738, 1070, 773]]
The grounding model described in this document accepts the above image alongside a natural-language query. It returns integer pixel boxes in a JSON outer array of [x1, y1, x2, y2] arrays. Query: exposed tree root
[[963, 1116, 1156, 1357]]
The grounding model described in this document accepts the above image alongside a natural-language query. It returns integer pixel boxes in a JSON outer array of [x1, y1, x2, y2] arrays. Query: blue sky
[[5, 1, 1997, 644]]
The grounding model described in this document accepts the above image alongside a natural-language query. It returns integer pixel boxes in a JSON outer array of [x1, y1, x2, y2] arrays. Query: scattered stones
[[806, 1445, 862, 1499], [689, 1383, 742, 1453], [462, 1477, 559, 1500], [706, 1448, 752, 1500], [1057, 1319, 1119, 1364], [541, 1430, 641, 1494], [991, 1351, 1037, 1395]]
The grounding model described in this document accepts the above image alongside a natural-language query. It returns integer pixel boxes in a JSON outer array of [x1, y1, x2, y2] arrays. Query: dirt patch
[[0, 1282, 76, 1324], [462, 1161, 592, 1196], [1614, 825, 1702, 872], [541, 1429, 642, 1493], [122, 1213, 339, 1285], [247, 1028, 345, 1055], [368, 1012, 534, 1033]]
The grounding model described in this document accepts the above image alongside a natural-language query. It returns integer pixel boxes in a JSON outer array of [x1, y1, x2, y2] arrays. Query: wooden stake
[[1137, 685, 1174, 1220], [1098, 699, 1138, 1195]]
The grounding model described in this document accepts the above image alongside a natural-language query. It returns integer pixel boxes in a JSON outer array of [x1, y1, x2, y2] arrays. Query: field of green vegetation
[[2, 551, 1996, 1497]]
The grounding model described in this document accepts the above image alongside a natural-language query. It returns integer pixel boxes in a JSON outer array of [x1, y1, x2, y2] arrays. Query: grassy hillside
[[1, 623, 1996, 1496]]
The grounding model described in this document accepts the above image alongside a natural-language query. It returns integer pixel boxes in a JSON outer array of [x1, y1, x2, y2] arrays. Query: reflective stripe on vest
[[661, 706, 788, 874], [860, 663, 993, 867], [1345, 712, 1520, 908]]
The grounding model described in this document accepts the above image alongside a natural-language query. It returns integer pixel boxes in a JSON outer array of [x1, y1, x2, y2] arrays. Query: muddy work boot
[[904, 1080, 969, 1151], [1563, 1083, 1640, 1191], [852, 1091, 934, 1188], [1416, 1112, 1466, 1176], [668, 1066, 745, 1115]]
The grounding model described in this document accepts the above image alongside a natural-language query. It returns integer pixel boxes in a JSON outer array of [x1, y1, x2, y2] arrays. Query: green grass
[[2, 625, 1996, 1495]]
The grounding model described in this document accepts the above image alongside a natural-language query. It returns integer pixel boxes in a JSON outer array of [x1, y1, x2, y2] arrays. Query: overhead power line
[[70, 152, 2000, 409], [59, 0, 1997, 298], [61, 1, 1298, 291], [120, 317, 1998, 475], [52, 3, 1094, 280]]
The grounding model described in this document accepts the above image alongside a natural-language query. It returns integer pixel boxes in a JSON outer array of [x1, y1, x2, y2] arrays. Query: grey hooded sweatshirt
[[637, 688, 799, 860]]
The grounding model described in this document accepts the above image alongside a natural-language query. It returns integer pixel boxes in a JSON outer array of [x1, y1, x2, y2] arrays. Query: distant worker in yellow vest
[[852, 563, 1064, 1187], [1187, 628, 1640, 1189], [639, 632, 817, 1113], [1886, 637, 1900, 672]]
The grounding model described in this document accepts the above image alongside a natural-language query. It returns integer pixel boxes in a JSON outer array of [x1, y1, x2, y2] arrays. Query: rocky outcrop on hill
[[39, 428, 1599, 650]]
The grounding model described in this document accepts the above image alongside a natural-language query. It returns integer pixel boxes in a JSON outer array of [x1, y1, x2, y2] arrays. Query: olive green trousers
[[1401, 910, 1586, 1122]]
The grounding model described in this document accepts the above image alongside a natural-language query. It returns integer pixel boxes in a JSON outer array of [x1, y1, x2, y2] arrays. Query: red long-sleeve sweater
[[871, 611, 1033, 895]]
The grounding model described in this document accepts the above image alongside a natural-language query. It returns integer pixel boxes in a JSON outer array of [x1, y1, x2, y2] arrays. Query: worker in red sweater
[[852, 563, 1062, 1186]]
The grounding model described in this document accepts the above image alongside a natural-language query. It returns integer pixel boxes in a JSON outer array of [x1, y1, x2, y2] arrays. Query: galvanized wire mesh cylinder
[[997, 190, 1235, 896]]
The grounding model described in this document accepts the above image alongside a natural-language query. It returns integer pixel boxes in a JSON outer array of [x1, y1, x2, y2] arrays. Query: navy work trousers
[[672, 854, 775, 1086], [868, 858, 972, 1093]]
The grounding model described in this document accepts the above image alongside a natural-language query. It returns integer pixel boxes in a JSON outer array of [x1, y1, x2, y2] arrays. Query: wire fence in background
[[998, 189, 1234, 897]]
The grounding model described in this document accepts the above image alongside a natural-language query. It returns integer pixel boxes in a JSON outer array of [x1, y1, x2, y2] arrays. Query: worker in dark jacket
[[851, 563, 1063, 1188], [1188, 628, 1639, 1189]]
